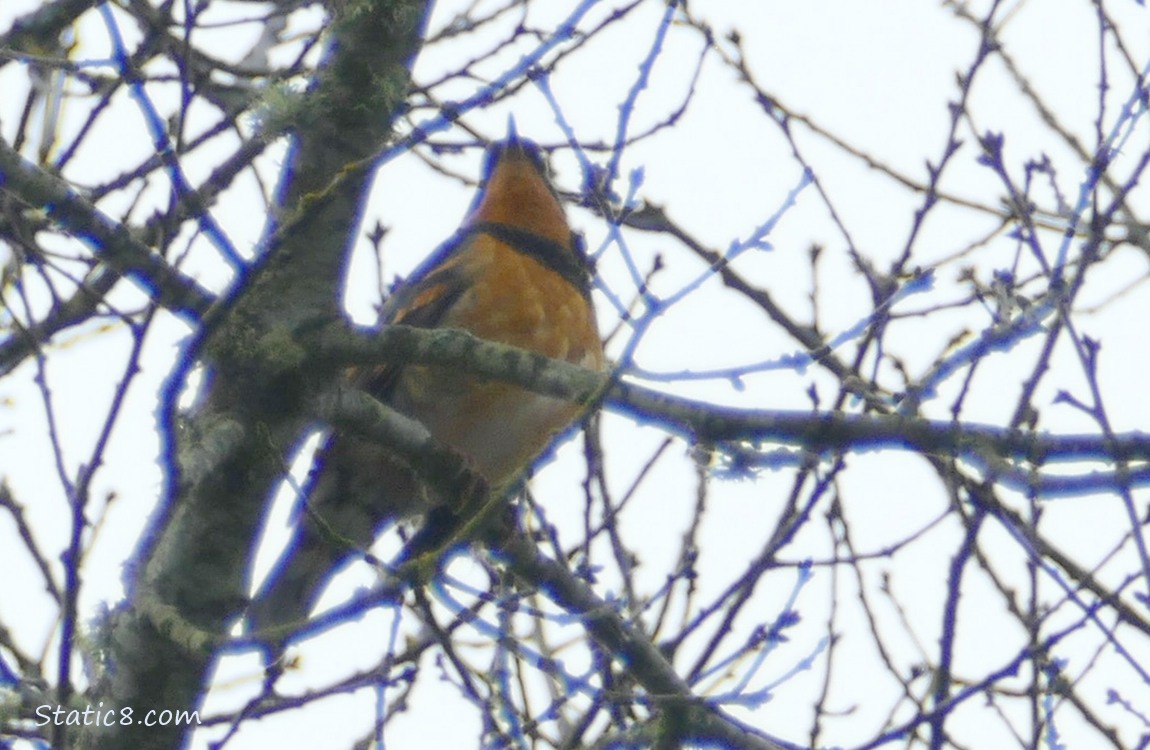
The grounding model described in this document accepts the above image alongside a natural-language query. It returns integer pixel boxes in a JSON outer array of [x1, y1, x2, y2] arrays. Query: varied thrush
[[249, 128, 604, 641]]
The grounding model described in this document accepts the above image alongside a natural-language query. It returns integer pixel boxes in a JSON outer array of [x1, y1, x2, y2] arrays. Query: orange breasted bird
[[248, 128, 604, 642]]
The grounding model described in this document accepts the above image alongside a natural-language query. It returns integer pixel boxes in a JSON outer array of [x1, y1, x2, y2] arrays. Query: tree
[[2, 0, 1149, 748]]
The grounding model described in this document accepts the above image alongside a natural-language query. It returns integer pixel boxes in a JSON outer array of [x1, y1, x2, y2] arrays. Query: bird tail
[[247, 434, 425, 652]]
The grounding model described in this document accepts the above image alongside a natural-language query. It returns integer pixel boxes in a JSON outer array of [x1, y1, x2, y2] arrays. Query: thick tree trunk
[[75, 2, 430, 748]]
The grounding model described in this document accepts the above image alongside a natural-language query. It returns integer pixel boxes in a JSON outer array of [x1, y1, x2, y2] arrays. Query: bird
[[247, 126, 604, 648]]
